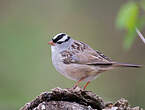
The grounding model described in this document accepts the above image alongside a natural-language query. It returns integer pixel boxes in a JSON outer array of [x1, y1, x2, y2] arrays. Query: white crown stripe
[[53, 33, 66, 40], [58, 35, 68, 42]]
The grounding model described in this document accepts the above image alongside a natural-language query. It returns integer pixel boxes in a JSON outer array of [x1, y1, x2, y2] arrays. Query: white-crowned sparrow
[[48, 33, 141, 89]]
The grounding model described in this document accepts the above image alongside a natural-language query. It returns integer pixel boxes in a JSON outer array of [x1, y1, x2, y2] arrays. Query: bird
[[48, 33, 141, 90]]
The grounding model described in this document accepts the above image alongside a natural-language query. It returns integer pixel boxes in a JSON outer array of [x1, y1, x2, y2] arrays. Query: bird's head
[[48, 33, 73, 51], [48, 33, 71, 46]]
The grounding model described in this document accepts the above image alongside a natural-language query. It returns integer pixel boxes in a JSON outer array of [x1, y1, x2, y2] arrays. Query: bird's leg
[[83, 81, 90, 90], [73, 77, 86, 89]]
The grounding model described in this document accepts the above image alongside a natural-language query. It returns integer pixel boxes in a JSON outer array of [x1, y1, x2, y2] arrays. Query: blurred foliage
[[116, 1, 145, 49]]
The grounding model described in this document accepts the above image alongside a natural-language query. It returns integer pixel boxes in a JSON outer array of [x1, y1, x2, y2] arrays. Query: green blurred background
[[0, 0, 145, 110]]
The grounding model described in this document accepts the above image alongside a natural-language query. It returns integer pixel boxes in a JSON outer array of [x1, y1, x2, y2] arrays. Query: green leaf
[[123, 29, 137, 49], [123, 16, 145, 49], [116, 2, 139, 30], [116, 1, 141, 49]]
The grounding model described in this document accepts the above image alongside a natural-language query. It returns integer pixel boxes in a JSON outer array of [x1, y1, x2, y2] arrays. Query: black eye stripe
[[52, 34, 66, 43]]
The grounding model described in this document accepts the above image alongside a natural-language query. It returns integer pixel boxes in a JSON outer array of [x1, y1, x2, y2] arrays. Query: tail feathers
[[113, 62, 142, 68]]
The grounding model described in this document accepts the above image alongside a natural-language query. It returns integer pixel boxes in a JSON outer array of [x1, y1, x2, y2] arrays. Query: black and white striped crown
[[52, 33, 71, 44]]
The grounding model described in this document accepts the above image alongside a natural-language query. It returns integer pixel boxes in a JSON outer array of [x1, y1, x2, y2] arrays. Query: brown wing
[[60, 40, 113, 65], [95, 50, 112, 62]]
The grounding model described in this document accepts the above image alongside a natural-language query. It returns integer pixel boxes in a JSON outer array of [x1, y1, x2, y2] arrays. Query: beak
[[48, 41, 55, 46]]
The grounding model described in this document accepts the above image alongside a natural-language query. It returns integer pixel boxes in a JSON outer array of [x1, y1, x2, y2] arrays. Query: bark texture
[[20, 87, 143, 110]]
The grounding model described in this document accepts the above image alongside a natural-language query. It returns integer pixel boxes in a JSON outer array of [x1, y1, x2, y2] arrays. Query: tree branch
[[20, 87, 143, 110], [136, 28, 145, 44]]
